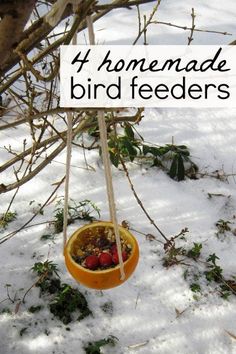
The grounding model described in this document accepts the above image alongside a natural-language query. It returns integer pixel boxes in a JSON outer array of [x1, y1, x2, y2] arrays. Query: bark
[[0, 3, 75, 76], [0, 0, 37, 68]]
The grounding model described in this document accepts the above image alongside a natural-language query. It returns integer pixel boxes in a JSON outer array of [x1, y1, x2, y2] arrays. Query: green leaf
[[178, 145, 188, 149], [28, 305, 42, 313], [84, 336, 118, 354], [143, 145, 163, 157], [124, 123, 134, 140], [40, 234, 55, 241], [109, 151, 119, 168], [177, 145, 189, 154], [190, 283, 201, 293], [207, 253, 220, 265], [179, 150, 190, 157], [187, 243, 202, 259], [177, 154, 185, 181], [143, 144, 151, 155], [151, 157, 162, 167], [122, 137, 137, 161], [49, 284, 92, 324], [169, 154, 178, 179], [158, 146, 170, 155]]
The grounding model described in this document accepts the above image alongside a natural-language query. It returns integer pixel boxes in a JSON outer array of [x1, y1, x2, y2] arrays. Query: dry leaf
[[175, 307, 186, 318], [121, 220, 130, 229], [128, 340, 149, 349], [146, 233, 156, 242], [15, 301, 21, 314]]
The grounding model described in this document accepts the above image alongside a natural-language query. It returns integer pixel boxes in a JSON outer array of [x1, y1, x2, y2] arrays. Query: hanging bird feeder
[[62, 13, 139, 290], [64, 221, 139, 290]]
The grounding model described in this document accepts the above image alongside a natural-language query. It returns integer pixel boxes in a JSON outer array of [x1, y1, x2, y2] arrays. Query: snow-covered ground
[[0, 1, 236, 354]]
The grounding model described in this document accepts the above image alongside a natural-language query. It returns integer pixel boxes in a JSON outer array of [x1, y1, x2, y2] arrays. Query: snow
[[93, 0, 236, 45], [1, 1, 236, 354]]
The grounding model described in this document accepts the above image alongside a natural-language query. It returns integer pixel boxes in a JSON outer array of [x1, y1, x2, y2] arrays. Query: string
[[86, 15, 125, 280], [63, 19, 78, 251], [63, 112, 73, 250], [63, 9, 125, 280]]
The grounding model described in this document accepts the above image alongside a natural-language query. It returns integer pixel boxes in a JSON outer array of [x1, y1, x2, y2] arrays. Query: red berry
[[99, 252, 113, 267], [122, 251, 128, 262], [112, 250, 128, 265], [110, 244, 117, 254], [85, 255, 99, 270]]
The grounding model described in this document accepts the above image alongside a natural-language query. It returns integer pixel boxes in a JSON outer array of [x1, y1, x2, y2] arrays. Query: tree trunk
[[0, 0, 37, 68]]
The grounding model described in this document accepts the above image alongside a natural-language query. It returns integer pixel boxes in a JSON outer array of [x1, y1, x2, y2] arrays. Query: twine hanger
[[63, 9, 125, 280]]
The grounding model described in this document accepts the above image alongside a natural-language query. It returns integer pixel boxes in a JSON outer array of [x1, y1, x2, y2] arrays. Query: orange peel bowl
[[64, 221, 139, 290]]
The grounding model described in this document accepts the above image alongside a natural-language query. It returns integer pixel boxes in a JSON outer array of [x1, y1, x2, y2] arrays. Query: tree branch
[[0, 0, 37, 68], [0, 0, 156, 78]]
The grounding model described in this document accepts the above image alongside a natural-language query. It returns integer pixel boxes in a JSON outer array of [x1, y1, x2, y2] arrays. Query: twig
[[81, 134, 94, 170], [119, 156, 169, 242], [150, 20, 232, 37], [143, 14, 148, 44], [198, 259, 236, 296], [129, 226, 164, 244], [21, 271, 49, 304], [0, 113, 139, 177], [133, 0, 162, 45], [110, 112, 169, 242], [0, 115, 85, 191], [188, 8, 195, 45], [0, 107, 134, 132], [15, 48, 59, 83], [137, 5, 142, 36], [225, 330, 236, 341], [135, 292, 140, 309], [0, 0, 136, 78], [0, 176, 65, 245], [5, 285, 17, 304], [95, 0, 156, 10], [0, 140, 67, 194]]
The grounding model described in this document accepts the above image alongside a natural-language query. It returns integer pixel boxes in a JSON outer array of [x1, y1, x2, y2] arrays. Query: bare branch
[[188, 8, 195, 45], [133, 0, 162, 45]]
